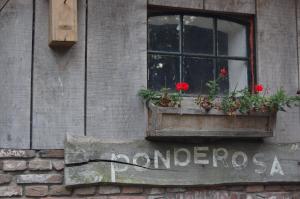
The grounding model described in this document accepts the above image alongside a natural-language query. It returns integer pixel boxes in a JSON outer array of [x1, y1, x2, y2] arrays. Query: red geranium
[[220, 67, 228, 78], [176, 82, 189, 92], [255, 84, 264, 92]]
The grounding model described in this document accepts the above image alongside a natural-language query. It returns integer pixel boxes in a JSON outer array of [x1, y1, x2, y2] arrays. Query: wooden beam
[[32, 0, 85, 149], [49, 0, 77, 47], [64, 134, 300, 186], [0, 0, 32, 149], [204, 0, 255, 14], [86, 0, 147, 140], [148, 0, 203, 10]]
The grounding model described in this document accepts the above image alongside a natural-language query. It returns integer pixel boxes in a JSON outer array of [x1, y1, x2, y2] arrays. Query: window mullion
[[179, 15, 183, 83], [213, 17, 218, 81]]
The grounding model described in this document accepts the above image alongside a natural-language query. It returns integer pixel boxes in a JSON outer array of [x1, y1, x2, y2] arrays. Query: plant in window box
[[138, 68, 300, 140], [221, 85, 300, 115], [138, 87, 181, 107], [195, 67, 228, 112]]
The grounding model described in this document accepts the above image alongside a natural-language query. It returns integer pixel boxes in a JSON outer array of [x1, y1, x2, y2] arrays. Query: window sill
[[146, 101, 276, 140]]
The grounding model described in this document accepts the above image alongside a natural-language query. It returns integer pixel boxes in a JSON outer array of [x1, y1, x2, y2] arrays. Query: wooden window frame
[[147, 8, 256, 94]]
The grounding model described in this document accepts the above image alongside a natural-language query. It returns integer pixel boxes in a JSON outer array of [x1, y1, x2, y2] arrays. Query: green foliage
[[220, 90, 239, 115], [267, 89, 300, 112], [220, 88, 300, 115], [139, 86, 300, 113], [237, 89, 267, 113], [138, 88, 160, 104], [206, 80, 220, 101], [236, 89, 252, 114], [138, 88, 181, 107]]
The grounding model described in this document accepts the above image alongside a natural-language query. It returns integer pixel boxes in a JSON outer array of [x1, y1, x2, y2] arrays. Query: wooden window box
[[146, 102, 276, 140]]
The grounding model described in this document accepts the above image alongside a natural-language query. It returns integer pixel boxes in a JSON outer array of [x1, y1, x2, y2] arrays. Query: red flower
[[255, 84, 264, 92], [176, 82, 189, 92], [220, 67, 228, 77]]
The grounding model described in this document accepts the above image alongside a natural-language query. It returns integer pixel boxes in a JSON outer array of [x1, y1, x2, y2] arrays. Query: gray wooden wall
[[0, 0, 299, 149]]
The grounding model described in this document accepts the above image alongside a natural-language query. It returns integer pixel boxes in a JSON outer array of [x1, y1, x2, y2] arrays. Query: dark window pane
[[183, 16, 214, 54], [217, 59, 248, 93], [217, 31, 228, 56], [217, 19, 247, 57], [183, 57, 214, 94], [148, 15, 180, 52], [148, 54, 180, 92]]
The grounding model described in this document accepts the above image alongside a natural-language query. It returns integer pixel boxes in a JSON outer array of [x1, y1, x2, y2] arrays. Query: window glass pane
[[148, 15, 180, 52], [217, 19, 247, 57], [148, 54, 180, 92], [183, 16, 214, 54], [183, 57, 214, 94], [217, 59, 248, 93]]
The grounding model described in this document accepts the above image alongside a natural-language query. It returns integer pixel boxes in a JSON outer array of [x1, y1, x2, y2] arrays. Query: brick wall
[[0, 149, 299, 198]]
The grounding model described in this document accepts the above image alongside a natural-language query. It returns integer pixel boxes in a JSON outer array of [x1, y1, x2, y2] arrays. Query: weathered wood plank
[[49, 0, 77, 47], [65, 134, 300, 186], [147, 104, 274, 139], [256, 0, 300, 143], [0, 0, 32, 149], [86, 0, 147, 140], [148, 0, 203, 9], [32, 0, 85, 149], [204, 0, 255, 14], [297, 0, 300, 92]]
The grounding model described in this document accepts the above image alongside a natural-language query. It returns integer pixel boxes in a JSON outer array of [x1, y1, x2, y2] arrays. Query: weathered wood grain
[[0, 0, 32, 149], [65, 134, 300, 186], [204, 0, 255, 14], [256, 0, 300, 143], [147, 103, 275, 139], [49, 0, 77, 47], [148, 0, 203, 9], [32, 0, 85, 149], [297, 0, 300, 92], [86, 0, 147, 140]]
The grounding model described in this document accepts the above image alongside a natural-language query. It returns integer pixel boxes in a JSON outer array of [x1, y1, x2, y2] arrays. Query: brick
[[40, 150, 64, 158], [29, 159, 52, 170], [52, 160, 64, 171], [165, 193, 177, 199], [25, 186, 48, 197], [147, 196, 165, 199], [49, 185, 72, 196], [246, 185, 264, 193], [41, 198, 81, 199], [0, 149, 35, 158], [0, 174, 12, 184], [108, 197, 146, 199], [166, 187, 186, 193], [227, 186, 246, 191], [0, 186, 22, 197], [264, 185, 283, 192], [194, 191, 209, 199], [252, 192, 291, 198], [3, 160, 27, 171], [122, 186, 143, 194], [145, 188, 165, 195], [292, 192, 300, 199], [184, 191, 195, 199], [282, 185, 300, 191], [231, 192, 247, 199], [16, 174, 63, 184], [74, 186, 96, 196], [99, 186, 121, 195]]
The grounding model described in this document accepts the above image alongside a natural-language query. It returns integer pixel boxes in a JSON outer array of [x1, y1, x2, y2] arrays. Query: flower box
[[146, 102, 276, 140]]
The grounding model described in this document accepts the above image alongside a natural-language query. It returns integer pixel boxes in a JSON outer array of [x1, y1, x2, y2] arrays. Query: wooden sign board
[[64, 134, 300, 186], [49, 0, 77, 47]]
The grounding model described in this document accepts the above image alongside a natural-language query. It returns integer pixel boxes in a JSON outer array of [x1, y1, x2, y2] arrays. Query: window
[[147, 11, 255, 95]]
